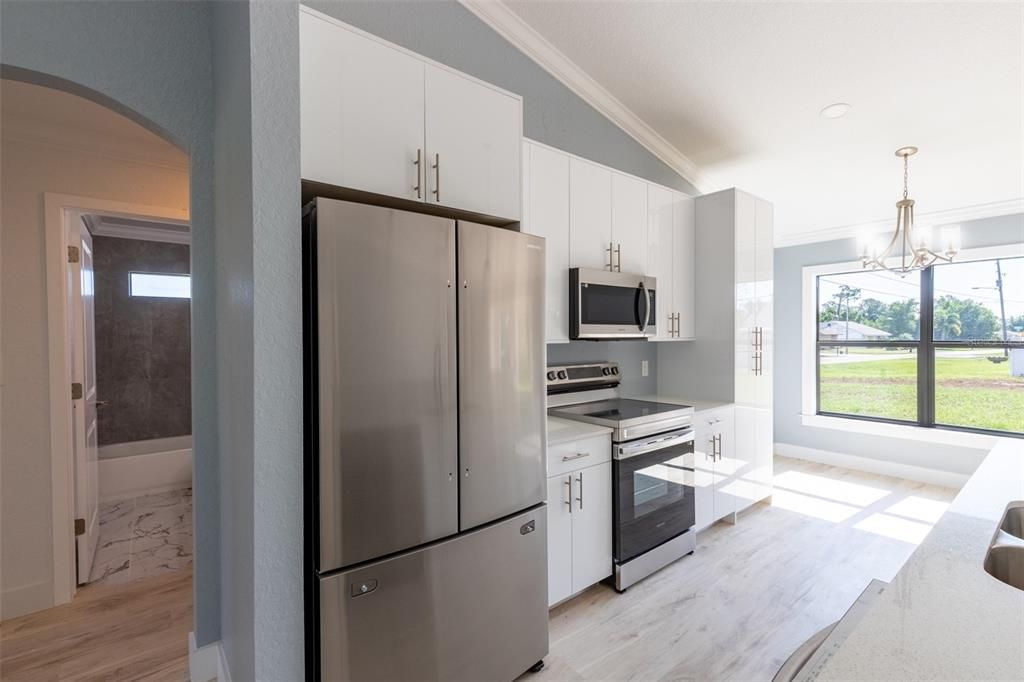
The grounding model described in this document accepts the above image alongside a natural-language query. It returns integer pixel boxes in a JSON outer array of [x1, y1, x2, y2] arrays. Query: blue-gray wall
[[0, 0, 220, 645], [304, 0, 697, 195], [774, 213, 1024, 476]]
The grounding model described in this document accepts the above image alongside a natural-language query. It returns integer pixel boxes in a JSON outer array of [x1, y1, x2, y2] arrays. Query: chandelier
[[860, 146, 960, 275]]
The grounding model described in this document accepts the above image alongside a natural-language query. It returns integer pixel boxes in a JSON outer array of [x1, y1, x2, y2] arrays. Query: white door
[[70, 221, 99, 584], [300, 11, 425, 201], [570, 461, 613, 593], [734, 191, 758, 405], [546, 474, 574, 606], [524, 142, 571, 343], [425, 64, 522, 220], [754, 197, 774, 409], [693, 413, 719, 530], [727, 406, 767, 513], [647, 185, 674, 341], [569, 158, 612, 271], [611, 173, 647, 275], [672, 193, 696, 340]]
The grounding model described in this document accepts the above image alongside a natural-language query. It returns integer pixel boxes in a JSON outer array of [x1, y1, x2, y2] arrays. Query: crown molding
[[87, 215, 191, 245], [459, 0, 709, 193], [774, 198, 1024, 248]]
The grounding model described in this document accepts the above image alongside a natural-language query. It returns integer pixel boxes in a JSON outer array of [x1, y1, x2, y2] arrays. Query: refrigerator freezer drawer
[[319, 507, 549, 681]]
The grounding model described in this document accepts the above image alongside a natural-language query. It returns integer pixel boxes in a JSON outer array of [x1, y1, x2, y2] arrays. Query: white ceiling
[[1, 79, 187, 171], [501, 1, 1024, 242]]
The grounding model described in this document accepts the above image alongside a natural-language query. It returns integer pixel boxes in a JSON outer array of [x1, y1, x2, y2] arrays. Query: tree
[[934, 295, 999, 341], [858, 298, 887, 327], [934, 304, 962, 341], [882, 299, 919, 339]]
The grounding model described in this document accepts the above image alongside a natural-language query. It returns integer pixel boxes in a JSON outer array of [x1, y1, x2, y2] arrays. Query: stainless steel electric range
[[547, 362, 696, 591]]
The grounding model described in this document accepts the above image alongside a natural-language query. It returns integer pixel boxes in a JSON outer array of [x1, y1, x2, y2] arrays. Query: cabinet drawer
[[548, 434, 611, 478]]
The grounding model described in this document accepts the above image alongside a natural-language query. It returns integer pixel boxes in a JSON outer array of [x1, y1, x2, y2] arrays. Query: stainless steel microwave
[[570, 268, 656, 340]]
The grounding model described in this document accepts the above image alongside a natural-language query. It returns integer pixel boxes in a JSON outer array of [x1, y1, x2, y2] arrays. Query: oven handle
[[637, 281, 650, 333], [615, 429, 694, 460]]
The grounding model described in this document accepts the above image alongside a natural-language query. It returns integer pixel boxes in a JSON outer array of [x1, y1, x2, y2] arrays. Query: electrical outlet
[[641, 360, 649, 377]]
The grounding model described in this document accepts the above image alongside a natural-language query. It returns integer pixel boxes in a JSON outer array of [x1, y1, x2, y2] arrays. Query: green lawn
[[819, 352, 1024, 433]]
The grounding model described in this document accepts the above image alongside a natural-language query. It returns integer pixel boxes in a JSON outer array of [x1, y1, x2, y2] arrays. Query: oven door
[[570, 268, 656, 340], [613, 428, 695, 563]]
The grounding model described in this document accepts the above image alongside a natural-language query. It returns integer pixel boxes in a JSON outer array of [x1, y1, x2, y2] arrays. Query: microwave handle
[[638, 281, 650, 332]]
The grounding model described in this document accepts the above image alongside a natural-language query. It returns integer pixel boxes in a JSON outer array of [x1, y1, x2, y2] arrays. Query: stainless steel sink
[[985, 502, 1024, 591]]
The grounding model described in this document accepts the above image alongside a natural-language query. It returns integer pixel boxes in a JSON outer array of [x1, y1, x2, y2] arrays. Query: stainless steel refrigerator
[[303, 197, 548, 681]]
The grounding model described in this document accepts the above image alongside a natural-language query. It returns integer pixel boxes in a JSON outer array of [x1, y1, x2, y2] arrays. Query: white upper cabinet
[[523, 141, 570, 343], [300, 10, 424, 201], [672, 192, 696, 340], [647, 185, 674, 341], [299, 8, 522, 221], [569, 158, 613, 271], [424, 65, 522, 220], [611, 173, 648, 274]]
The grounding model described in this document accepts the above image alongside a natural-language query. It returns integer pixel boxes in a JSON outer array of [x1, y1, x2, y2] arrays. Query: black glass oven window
[[614, 440, 695, 563]]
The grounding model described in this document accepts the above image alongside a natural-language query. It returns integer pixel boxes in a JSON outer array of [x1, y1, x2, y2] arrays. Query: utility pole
[[996, 260, 1008, 358]]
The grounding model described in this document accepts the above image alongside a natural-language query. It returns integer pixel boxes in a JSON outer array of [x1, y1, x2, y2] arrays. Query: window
[[816, 257, 1023, 436], [129, 272, 191, 299]]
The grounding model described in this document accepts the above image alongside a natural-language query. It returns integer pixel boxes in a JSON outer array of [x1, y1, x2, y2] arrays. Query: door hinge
[[67, 246, 80, 263], [74, 518, 85, 536], [71, 382, 83, 400]]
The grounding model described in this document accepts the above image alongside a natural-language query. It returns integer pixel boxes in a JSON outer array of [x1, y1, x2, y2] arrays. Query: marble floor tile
[[89, 487, 192, 586]]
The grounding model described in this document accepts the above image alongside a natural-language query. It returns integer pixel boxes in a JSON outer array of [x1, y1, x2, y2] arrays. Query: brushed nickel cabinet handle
[[432, 153, 440, 202], [606, 242, 614, 271], [576, 472, 584, 510], [413, 148, 422, 199], [615, 243, 622, 272], [561, 452, 591, 462], [564, 475, 572, 513]]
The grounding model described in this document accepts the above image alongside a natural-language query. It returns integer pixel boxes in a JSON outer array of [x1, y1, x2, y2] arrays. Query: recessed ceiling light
[[820, 102, 851, 119]]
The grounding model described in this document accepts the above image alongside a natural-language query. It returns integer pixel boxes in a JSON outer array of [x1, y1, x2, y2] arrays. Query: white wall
[[0, 111, 188, 618]]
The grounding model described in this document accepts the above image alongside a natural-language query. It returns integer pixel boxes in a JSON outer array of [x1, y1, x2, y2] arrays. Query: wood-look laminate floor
[[0, 568, 191, 681], [531, 456, 956, 682]]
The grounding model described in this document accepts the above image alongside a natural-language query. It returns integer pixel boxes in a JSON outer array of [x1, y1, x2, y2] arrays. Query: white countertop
[[628, 394, 733, 414], [810, 438, 1024, 681], [546, 416, 612, 446]]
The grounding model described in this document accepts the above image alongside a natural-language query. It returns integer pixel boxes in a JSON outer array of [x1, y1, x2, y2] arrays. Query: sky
[[819, 256, 1024, 320]]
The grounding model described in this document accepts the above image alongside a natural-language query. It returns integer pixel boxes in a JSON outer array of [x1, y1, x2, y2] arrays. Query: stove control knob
[[557, 370, 568, 380], [546, 371, 557, 381], [611, 367, 619, 375], [602, 367, 612, 376]]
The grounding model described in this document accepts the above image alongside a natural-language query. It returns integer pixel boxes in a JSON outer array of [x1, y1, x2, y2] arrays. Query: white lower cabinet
[[692, 406, 745, 530], [546, 436, 612, 607]]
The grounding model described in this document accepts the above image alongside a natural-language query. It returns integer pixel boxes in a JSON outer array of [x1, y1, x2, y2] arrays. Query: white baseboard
[[1, 579, 53, 620], [99, 447, 192, 502], [189, 632, 232, 682], [774, 442, 970, 489]]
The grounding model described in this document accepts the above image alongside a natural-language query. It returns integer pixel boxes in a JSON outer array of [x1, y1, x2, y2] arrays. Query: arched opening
[[1, 76, 197, 678]]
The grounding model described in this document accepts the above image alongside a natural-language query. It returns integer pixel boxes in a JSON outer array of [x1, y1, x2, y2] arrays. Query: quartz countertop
[[807, 438, 1024, 681], [546, 416, 612, 446], [628, 394, 733, 414]]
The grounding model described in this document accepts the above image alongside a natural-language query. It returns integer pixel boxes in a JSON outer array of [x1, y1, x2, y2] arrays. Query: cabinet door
[[611, 173, 648, 275], [547, 474, 574, 606], [525, 143, 571, 343], [727, 405, 769, 514], [300, 11, 425, 201], [570, 461, 613, 593], [734, 191, 758, 405], [425, 64, 522, 220], [693, 415, 718, 530], [672, 192, 696, 340], [647, 185, 674, 341], [754, 197, 774, 409], [569, 158, 613, 270]]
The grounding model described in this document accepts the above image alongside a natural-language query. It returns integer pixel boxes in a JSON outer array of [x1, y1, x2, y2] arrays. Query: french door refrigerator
[[303, 197, 548, 681]]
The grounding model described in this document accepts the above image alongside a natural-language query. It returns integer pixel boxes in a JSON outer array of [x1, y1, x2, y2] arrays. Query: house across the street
[[819, 321, 892, 341]]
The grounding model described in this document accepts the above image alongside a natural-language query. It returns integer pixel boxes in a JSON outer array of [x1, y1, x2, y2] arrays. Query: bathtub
[[98, 435, 193, 501]]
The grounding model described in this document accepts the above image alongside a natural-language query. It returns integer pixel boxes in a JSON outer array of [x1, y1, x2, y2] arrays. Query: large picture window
[[816, 256, 1023, 436]]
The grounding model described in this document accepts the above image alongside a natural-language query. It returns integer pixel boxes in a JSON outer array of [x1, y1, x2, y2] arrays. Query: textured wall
[[93, 237, 191, 447], [773, 213, 1024, 476], [0, 0, 219, 641], [304, 0, 697, 194]]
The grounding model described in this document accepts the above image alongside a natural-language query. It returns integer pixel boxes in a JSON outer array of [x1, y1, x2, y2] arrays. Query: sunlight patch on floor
[[774, 469, 891, 507], [854, 512, 935, 544], [770, 487, 861, 523]]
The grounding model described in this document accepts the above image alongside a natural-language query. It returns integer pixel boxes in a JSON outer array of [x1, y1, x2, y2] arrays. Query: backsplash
[[94, 236, 191, 446], [546, 341, 658, 396]]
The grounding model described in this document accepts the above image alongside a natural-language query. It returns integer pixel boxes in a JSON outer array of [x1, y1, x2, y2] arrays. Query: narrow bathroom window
[[129, 272, 191, 299]]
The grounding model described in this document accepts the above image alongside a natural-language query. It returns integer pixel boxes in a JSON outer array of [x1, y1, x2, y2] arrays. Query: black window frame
[[815, 261, 1023, 438]]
